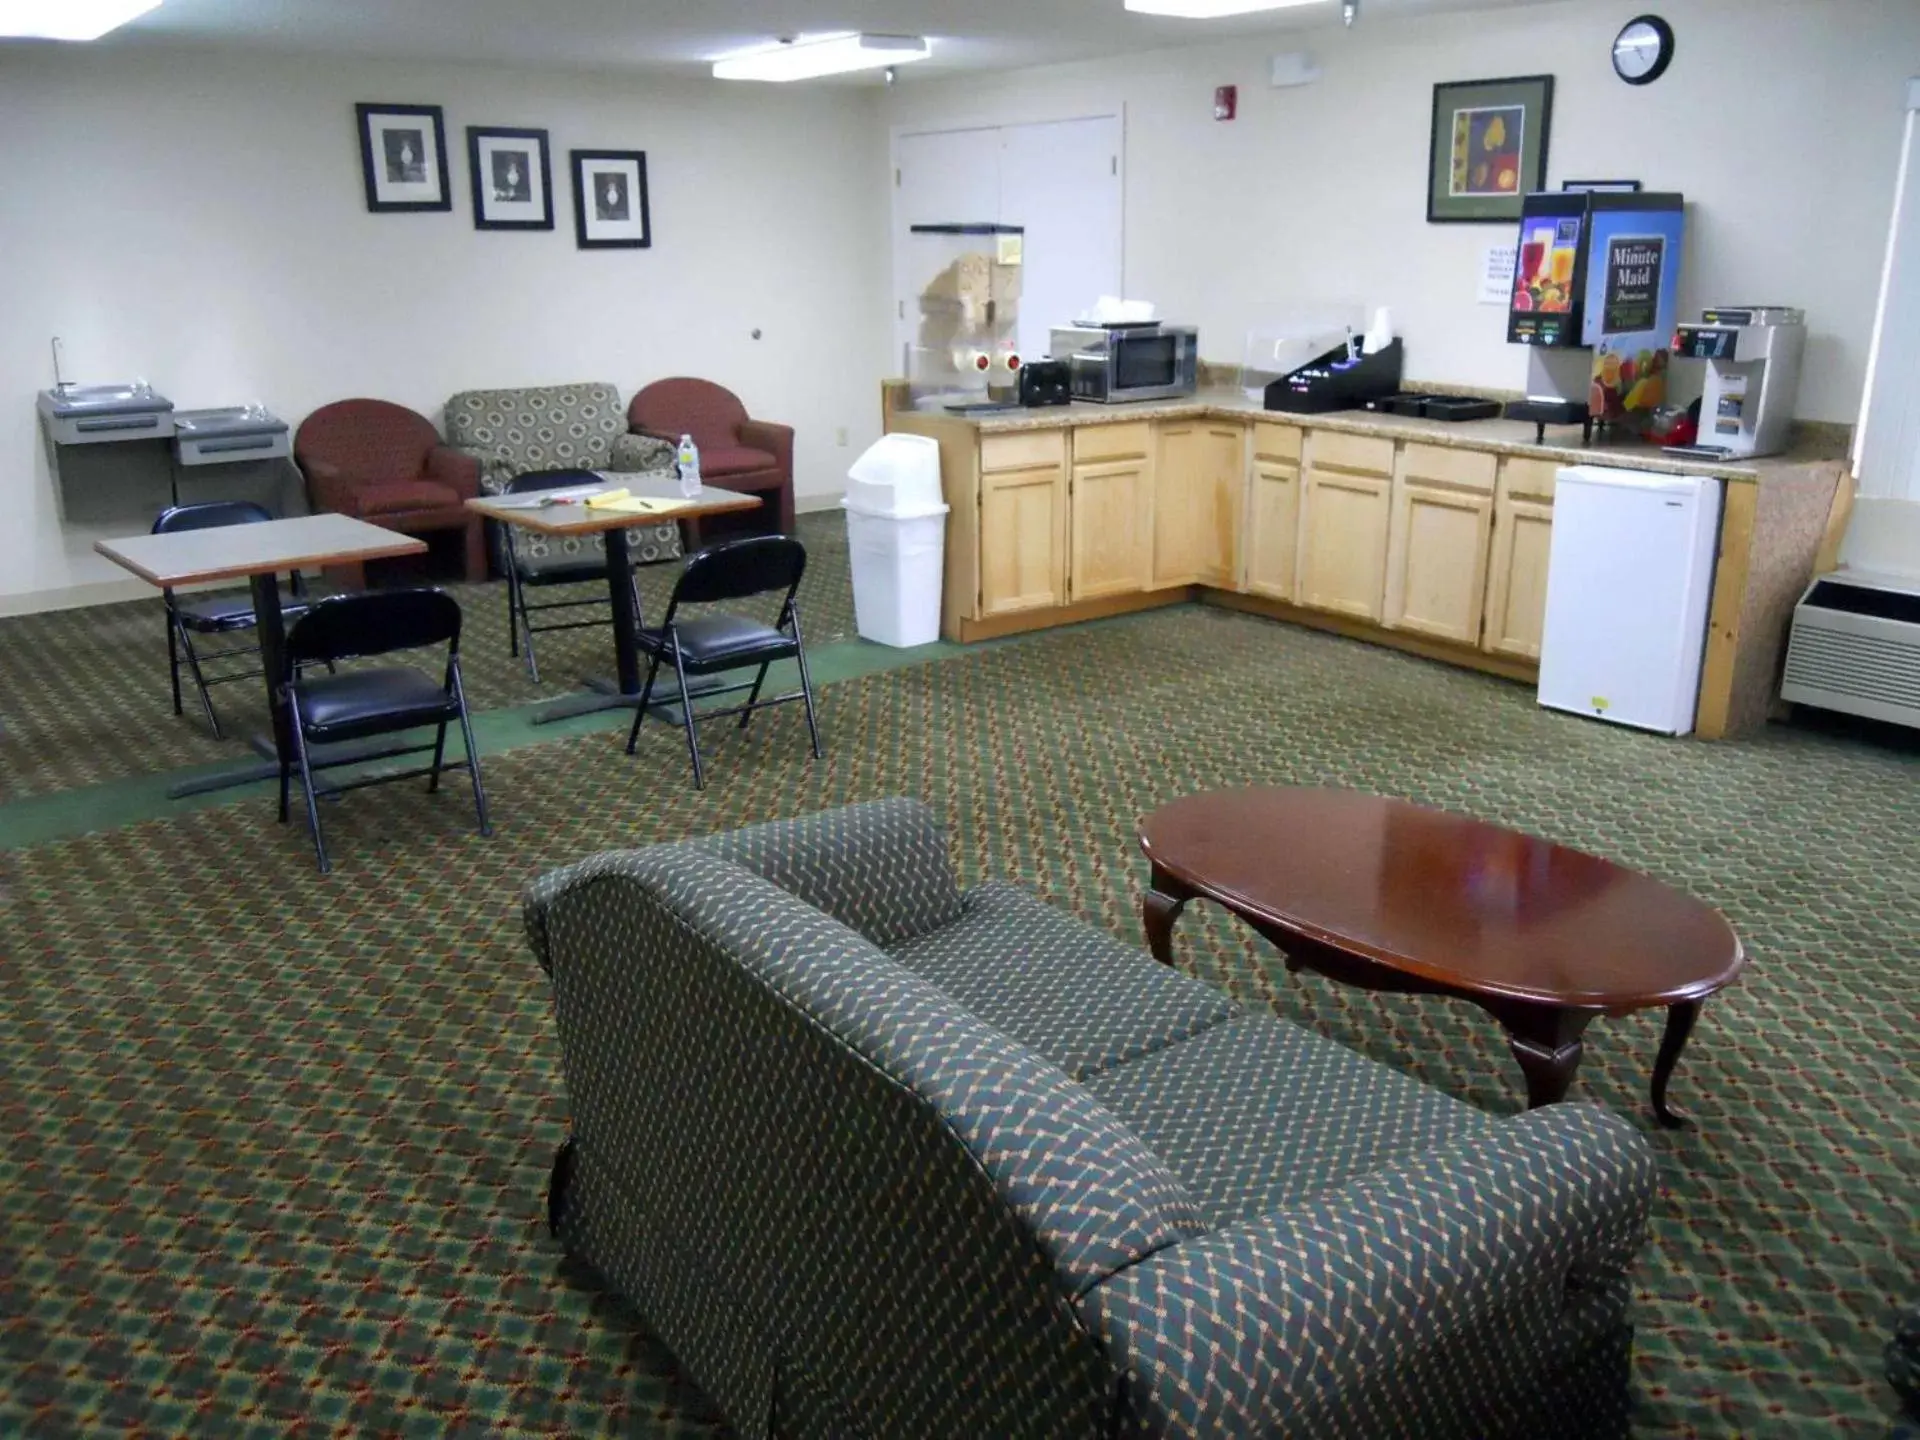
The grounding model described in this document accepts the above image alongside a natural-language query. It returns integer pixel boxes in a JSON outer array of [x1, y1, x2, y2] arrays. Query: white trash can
[[844, 434, 949, 648]]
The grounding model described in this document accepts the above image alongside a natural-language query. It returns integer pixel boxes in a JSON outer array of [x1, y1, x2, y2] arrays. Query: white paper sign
[[1478, 243, 1518, 306]]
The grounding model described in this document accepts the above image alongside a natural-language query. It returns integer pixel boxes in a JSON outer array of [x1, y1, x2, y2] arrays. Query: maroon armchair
[[294, 399, 486, 588], [627, 378, 795, 543]]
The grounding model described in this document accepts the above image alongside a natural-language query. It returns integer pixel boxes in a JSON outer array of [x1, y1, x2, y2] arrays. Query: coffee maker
[[1666, 306, 1805, 459]]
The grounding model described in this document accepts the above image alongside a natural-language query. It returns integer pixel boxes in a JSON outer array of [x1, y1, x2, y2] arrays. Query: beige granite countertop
[[936, 388, 1848, 485]]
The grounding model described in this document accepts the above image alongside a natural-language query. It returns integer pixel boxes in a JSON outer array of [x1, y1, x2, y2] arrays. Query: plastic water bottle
[[675, 434, 701, 497]]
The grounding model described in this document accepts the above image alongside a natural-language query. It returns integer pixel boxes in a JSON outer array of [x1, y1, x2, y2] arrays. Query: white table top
[[468, 473, 760, 536], [95, 513, 427, 588]]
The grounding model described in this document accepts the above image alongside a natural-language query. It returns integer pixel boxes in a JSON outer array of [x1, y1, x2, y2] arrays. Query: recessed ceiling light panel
[[712, 32, 931, 82], [0, 0, 162, 41], [1124, 0, 1325, 17]]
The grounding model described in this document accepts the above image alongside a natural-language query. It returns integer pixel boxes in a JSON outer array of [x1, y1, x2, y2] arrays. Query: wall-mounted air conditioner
[[1781, 571, 1920, 729]]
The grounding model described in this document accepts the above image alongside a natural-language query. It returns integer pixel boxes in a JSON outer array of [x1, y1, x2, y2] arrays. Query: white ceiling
[[106, 0, 1560, 80]]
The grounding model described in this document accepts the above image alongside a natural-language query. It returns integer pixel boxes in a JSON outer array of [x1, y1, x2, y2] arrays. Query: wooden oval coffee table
[[1139, 787, 1745, 1126]]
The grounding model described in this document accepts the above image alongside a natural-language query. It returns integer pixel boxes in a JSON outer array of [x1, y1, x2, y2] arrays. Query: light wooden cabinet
[[1482, 458, 1559, 661], [886, 390, 1586, 670], [1244, 423, 1303, 601], [1297, 431, 1395, 621], [1069, 424, 1153, 601], [1384, 443, 1497, 645], [1152, 421, 1243, 588], [978, 431, 1068, 618]]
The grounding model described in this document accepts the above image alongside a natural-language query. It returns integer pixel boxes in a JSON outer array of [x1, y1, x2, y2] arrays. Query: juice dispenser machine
[[1505, 189, 1686, 436]]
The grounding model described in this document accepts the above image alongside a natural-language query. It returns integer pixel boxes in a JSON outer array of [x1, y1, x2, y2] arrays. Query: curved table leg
[[1650, 999, 1702, 1129], [1141, 867, 1194, 966]]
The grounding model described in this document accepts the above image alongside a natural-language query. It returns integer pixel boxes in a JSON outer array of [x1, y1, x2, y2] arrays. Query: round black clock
[[1613, 15, 1675, 85]]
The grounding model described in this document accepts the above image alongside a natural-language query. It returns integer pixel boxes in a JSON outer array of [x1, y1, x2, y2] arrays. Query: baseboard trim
[[0, 565, 335, 618], [957, 589, 1188, 643], [0, 577, 156, 617], [1202, 590, 1539, 684]]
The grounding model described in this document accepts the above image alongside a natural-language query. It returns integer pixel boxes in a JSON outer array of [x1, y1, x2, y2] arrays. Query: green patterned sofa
[[443, 381, 681, 569], [527, 798, 1658, 1439]]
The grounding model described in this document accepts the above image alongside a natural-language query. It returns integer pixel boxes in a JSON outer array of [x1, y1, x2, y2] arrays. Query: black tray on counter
[[1363, 392, 1503, 422], [1503, 396, 1596, 445]]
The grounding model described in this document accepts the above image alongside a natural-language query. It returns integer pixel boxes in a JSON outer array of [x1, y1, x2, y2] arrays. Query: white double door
[[892, 115, 1124, 368]]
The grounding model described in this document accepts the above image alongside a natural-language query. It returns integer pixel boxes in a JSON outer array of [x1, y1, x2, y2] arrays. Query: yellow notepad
[[585, 490, 684, 515]]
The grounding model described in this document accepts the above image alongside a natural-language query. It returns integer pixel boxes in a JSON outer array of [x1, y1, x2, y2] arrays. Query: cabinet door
[[1194, 423, 1245, 587], [1151, 424, 1202, 587], [1069, 457, 1152, 600], [979, 463, 1067, 616], [1483, 496, 1555, 660], [1384, 482, 1495, 644], [1298, 473, 1391, 620], [1243, 460, 1301, 601], [1297, 434, 1394, 623], [1153, 422, 1243, 587]]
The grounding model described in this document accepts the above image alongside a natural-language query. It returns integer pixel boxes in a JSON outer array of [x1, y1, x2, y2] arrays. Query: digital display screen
[[1680, 328, 1736, 360]]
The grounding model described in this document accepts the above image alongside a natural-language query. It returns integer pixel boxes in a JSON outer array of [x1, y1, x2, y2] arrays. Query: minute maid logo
[[1603, 235, 1667, 335]]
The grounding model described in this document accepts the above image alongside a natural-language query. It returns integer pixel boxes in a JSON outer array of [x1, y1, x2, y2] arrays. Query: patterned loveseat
[[443, 381, 681, 569], [527, 798, 1658, 1440]]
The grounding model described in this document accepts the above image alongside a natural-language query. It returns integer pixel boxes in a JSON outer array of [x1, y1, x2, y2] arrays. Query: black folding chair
[[280, 588, 490, 874], [154, 501, 312, 739], [623, 536, 822, 789], [500, 468, 644, 684]]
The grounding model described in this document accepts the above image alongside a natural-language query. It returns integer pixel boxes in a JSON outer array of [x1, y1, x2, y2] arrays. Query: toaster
[[1018, 360, 1072, 408]]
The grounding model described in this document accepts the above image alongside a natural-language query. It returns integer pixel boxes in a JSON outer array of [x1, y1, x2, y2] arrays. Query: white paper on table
[[1478, 243, 1518, 306]]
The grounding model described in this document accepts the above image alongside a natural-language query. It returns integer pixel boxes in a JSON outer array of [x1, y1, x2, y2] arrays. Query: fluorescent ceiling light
[[1124, 0, 1324, 16], [712, 33, 931, 82], [0, 0, 161, 41]]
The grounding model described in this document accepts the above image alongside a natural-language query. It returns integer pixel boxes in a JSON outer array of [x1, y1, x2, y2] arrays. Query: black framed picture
[[355, 103, 451, 213], [571, 150, 651, 249], [1426, 75, 1554, 223], [467, 126, 553, 230]]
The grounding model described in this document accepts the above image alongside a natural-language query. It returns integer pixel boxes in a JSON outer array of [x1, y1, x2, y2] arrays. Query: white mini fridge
[[1537, 466, 1723, 735]]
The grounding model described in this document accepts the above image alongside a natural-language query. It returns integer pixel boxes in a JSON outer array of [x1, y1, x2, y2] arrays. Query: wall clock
[[1613, 15, 1675, 86]]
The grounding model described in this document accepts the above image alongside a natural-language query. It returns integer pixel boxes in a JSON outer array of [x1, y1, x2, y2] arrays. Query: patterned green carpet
[[1, 604, 1915, 1436], [0, 512, 855, 802]]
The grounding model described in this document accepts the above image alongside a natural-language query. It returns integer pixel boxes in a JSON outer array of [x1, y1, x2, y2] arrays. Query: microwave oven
[[1049, 323, 1200, 403]]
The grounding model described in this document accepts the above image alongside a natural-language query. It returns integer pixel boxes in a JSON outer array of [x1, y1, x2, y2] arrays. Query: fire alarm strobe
[[1214, 85, 1237, 121]]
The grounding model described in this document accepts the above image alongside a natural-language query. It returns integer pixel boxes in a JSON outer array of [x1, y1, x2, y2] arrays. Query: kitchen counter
[[930, 387, 1847, 486], [882, 382, 1851, 739]]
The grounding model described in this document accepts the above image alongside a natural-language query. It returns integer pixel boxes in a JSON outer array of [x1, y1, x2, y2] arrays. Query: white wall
[[0, 45, 888, 607], [881, 0, 1920, 425]]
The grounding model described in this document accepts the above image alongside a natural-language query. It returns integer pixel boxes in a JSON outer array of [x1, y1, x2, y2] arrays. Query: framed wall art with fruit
[[1426, 74, 1553, 223]]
